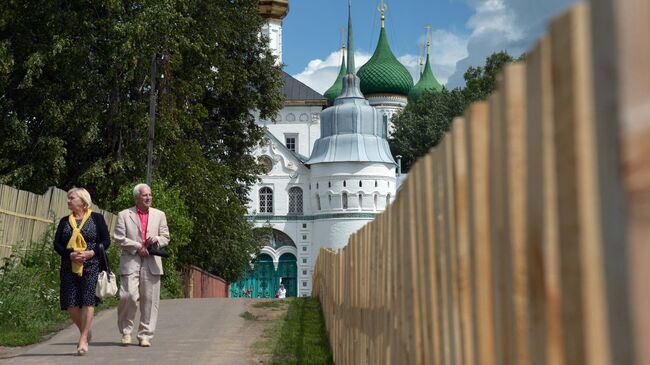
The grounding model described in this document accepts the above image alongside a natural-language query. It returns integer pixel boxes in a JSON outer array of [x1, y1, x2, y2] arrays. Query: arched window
[[374, 194, 378, 210], [342, 193, 348, 209], [316, 194, 321, 210], [259, 187, 273, 213], [386, 194, 391, 207], [288, 187, 303, 215], [343, 180, 347, 187], [359, 181, 362, 187], [358, 193, 363, 208]]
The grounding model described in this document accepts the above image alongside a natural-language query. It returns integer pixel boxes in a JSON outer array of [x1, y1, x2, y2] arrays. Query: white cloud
[[293, 29, 468, 93], [292, 50, 371, 95], [446, 0, 580, 88]]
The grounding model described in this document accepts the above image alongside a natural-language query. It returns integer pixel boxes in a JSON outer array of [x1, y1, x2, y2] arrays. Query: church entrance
[[230, 229, 298, 298]]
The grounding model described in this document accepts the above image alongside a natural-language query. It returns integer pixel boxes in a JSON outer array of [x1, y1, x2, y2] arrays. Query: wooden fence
[[0, 185, 117, 260], [312, 2, 649, 364]]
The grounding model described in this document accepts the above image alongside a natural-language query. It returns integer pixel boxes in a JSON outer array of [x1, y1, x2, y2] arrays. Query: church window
[[342, 193, 348, 209], [302, 223, 307, 229], [375, 180, 378, 187], [343, 180, 347, 187], [383, 114, 388, 138], [302, 258, 307, 264], [386, 194, 391, 206], [316, 194, 321, 210], [316, 182, 319, 189], [358, 193, 363, 208], [288, 187, 303, 214], [328, 181, 331, 188], [285, 135, 297, 152], [302, 246, 307, 251], [374, 195, 378, 210], [302, 270, 307, 275], [259, 187, 273, 213], [302, 281, 307, 287], [359, 181, 362, 187]]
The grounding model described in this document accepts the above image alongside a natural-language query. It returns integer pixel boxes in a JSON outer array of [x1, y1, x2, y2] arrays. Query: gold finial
[[378, 0, 388, 28]]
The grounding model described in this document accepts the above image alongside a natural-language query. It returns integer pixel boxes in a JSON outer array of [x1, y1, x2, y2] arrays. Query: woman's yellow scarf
[[66, 209, 92, 276]]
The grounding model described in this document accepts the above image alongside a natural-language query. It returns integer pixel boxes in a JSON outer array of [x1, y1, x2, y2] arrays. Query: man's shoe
[[139, 338, 151, 347], [121, 334, 132, 345]]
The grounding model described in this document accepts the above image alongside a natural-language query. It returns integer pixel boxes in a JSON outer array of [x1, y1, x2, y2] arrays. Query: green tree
[[390, 51, 516, 172], [390, 89, 466, 172], [462, 51, 515, 103], [0, 1, 283, 281]]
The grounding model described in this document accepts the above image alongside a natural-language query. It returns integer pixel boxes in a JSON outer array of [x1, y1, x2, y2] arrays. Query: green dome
[[324, 54, 347, 105], [358, 27, 413, 96], [408, 54, 442, 102]]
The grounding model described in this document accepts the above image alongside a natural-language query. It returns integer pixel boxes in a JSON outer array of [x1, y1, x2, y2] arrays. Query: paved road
[[1, 298, 267, 365]]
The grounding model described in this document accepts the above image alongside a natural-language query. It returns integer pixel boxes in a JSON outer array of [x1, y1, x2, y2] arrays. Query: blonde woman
[[53, 187, 110, 355]]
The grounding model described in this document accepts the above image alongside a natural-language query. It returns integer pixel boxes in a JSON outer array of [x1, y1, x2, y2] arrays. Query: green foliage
[[0, 225, 117, 346], [390, 51, 516, 172], [256, 298, 333, 365], [390, 88, 467, 172], [161, 142, 262, 283], [462, 51, 515, 103], [111, 180, 193, 298], [0, 1, 283, 283]]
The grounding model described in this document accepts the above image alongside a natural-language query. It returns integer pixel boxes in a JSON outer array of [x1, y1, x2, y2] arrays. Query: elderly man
[[114, 183, 170, 347]]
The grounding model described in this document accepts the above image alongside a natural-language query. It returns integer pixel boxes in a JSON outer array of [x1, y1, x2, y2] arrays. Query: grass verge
[[255, 297, 332, 365]]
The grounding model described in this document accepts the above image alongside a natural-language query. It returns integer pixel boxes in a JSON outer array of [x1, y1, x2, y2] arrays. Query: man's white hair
[[133, 183, 151, 198]]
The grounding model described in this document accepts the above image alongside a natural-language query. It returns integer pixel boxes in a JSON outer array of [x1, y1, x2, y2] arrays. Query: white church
[[230, 0, 442, 298]]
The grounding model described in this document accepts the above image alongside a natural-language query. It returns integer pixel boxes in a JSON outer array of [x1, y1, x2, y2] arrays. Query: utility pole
[[146, 54, 159, 186]]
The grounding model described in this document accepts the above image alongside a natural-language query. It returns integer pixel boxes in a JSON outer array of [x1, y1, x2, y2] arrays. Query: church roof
[[281, 71, 327, 105], [408, 53, 442, 102], [357, 27, 413, 96], [323, 54, 347, 105], [307, 2, 395, 166]]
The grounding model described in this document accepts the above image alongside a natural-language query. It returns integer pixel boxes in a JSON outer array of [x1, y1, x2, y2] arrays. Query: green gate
[[230, 229, 299, 298]]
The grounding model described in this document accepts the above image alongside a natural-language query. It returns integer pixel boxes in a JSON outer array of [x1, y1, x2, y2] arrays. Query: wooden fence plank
[[501, 62, 530, 365], [591, 0, 648, 363], [550, 4, 612, 364], [452, 116, 475, 365], [466, 101, 495, 365], [526, 36, 565, 365]]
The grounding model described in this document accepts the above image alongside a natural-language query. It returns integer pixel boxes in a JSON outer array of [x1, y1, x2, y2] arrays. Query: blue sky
[[282, 0, 579, 94]]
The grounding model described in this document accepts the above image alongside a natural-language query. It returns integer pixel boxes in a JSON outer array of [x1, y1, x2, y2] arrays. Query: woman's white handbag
[[96, 270, 117, 298], [96, 243, 118, 299]]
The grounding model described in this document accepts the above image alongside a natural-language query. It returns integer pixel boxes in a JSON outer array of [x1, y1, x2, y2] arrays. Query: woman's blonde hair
[[68, 187, 92, 208]]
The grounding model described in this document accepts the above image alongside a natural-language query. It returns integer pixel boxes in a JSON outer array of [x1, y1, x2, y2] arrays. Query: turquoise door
[[277, 253, 297, 297]]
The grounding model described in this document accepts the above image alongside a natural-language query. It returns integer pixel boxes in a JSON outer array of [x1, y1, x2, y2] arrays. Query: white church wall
[[258, 105, 322, 157]]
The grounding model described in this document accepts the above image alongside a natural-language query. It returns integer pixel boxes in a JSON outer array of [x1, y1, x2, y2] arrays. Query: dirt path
[[0, 298, 284, 365]]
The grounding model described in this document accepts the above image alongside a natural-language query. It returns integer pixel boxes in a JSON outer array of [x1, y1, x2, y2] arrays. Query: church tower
[[258, 0, 289, 65], [357, 1, 413, 132], [307, 1, 397, 251], [409, 27, 443, 102]]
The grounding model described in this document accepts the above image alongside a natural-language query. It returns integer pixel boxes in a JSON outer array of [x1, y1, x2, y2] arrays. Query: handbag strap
[[98, 243, 112, 275]]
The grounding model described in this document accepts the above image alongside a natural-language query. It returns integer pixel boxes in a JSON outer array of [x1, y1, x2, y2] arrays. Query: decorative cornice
[[258, 0, 289, 20], [248, 212, 378, 221]]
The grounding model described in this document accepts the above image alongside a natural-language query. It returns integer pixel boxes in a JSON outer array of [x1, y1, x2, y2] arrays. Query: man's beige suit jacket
[[114, 207, 170, 276]]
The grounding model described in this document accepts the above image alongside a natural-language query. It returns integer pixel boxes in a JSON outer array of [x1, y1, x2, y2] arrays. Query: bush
[[0, 224, 115, 346]]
